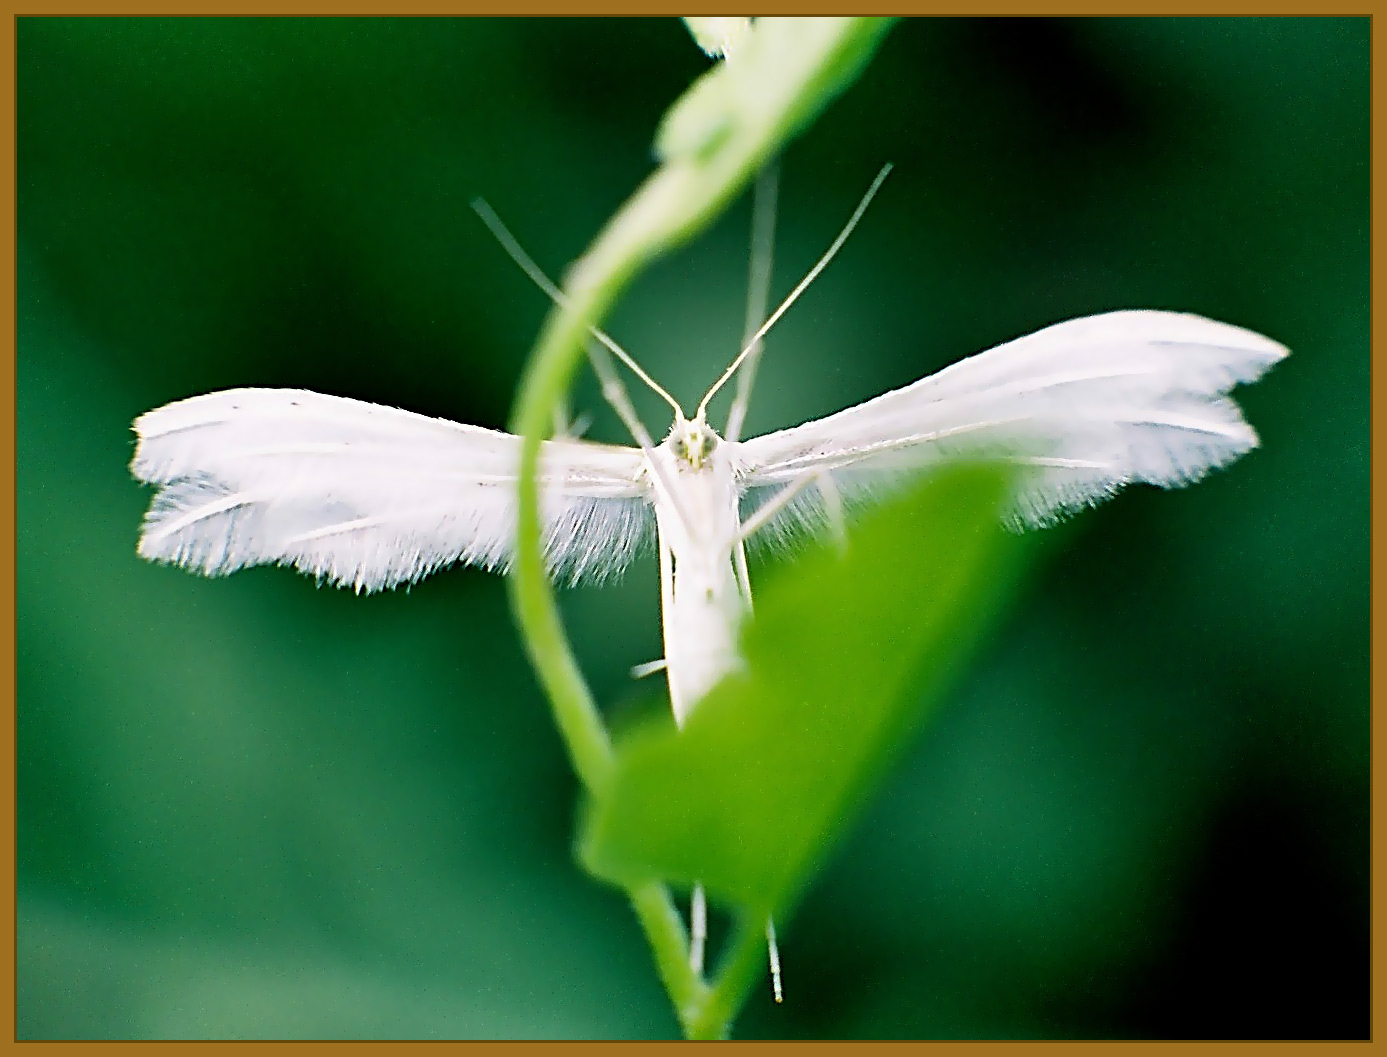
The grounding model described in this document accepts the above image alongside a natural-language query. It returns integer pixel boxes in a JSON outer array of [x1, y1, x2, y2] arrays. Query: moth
[[130, 166, 1287, 1001]]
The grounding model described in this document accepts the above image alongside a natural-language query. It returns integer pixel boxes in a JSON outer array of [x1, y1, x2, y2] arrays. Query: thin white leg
[[766, 917, 783, 1003], [738, 471, 819, 542], [690, 884, 708, 976], [732, 535, 754, 612], [816, 470, 847, 548], [629, 658, 668, 679], [725, 160, 781, 443]]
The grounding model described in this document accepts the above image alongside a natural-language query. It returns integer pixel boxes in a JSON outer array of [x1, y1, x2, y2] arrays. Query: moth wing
[[736, 310, 1288, 544], [132, 387, 652, 592]]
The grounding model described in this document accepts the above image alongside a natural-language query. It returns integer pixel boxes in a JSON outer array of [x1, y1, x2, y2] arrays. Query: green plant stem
[[506, 19, 895, 798], [504, 18, 894, 1039], [684, 916, 772, 1040], [628, 883, 710, 1027]]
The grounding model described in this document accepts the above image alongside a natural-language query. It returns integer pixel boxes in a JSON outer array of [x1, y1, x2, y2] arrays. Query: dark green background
[[18, 17, 1367, 1039]]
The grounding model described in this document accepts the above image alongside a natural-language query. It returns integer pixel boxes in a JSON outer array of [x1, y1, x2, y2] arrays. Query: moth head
[[668, 413, 720, 471]]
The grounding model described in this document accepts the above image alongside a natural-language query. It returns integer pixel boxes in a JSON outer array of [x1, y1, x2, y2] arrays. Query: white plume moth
[[129, 164, 1287, 1004]]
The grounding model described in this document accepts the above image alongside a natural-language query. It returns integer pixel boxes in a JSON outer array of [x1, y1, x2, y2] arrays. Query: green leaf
[[681, 17, 752, 60], [581, 465, 1032, 919], [658, 17, 896, 168]]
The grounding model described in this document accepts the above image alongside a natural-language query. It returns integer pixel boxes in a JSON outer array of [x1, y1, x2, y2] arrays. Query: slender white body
[[648, 436, 747, 726]]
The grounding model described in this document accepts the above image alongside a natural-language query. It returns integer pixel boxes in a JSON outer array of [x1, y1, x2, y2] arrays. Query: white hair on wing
[[132, 387, 652, 593], [735, 310, 1287, 547]]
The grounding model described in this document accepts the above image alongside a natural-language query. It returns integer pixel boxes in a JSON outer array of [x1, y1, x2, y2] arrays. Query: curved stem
[[683, 915, 772, 1040], [628, 883, 710, 1028], [503, 17, 895, 1038]]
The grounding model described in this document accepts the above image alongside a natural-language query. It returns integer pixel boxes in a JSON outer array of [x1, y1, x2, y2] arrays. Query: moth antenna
[[697, 162, 893, 421], [471, 198, 686, 421], [582, 337, 698, 539], [725, 160, 780, 442], [472, 199, 699, 539]]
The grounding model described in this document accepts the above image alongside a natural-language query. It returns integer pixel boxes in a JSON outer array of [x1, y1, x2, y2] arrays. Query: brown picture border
[[3, 8, 1376, 1049]]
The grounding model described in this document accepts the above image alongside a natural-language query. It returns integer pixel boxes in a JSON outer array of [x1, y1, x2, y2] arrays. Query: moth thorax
[[669, 417, 721, 471]]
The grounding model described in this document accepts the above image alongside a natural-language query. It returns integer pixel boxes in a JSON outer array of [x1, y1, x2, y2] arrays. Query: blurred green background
[[18, 17, 1366, 1039]]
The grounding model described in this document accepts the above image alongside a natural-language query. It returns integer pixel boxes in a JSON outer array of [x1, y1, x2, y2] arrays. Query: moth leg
[[724, 160, 780, 443], [629, 659, 667, 679], [550, 398, 592, 441], [739, 471, 820, 542], [583, 338, 659, 450], [767, 916, 783, 1003], [733, 535, 755, 612], [657, 522, 680, 712], [815, 470, 847, 550], [690, 884, 708, 976]]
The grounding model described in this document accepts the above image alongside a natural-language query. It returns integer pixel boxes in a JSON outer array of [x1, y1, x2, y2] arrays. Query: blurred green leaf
[[657, 17, 894, 167], [582, 465, 1031, 916], [681, 17, 751, 60]]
